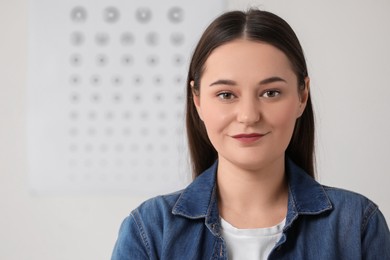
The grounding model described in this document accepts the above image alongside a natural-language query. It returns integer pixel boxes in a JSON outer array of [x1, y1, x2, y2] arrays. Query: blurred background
[[1, 0, 389, 259]]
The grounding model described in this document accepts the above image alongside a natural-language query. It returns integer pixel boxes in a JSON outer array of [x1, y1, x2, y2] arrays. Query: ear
[[297, 77, 310, 118], [191, 80, 203, 121]]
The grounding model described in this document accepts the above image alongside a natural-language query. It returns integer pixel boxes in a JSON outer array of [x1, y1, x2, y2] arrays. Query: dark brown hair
[[186, 9, 315, 178]]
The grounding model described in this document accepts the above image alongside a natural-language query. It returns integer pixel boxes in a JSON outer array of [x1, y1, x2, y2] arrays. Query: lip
[[231, 133, 268, 144]]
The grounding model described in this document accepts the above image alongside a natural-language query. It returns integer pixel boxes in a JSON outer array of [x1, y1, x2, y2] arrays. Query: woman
[[112, 9, 390, 259]]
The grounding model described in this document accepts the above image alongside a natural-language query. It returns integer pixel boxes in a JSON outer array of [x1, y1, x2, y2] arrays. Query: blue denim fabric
[[112, 159, 390, 259]]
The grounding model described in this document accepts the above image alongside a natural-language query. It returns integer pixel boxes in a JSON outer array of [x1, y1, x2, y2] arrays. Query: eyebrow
[[209, 76, 287, 87]]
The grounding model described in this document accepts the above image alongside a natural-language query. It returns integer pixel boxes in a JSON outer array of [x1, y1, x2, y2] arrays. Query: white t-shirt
[[220, 217, 286, 260]]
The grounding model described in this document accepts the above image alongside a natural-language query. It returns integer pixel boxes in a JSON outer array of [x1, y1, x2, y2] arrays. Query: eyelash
[[262, 90, 281, 98], [216, 90, 281, 100], [217, 92, 235, 100]]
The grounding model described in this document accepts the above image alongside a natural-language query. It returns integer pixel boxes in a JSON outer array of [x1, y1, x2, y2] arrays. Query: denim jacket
[[112, 159, 390, 259]]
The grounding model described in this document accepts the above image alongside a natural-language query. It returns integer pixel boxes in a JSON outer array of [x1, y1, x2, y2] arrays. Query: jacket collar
[[172, 161, 218, 219], [284, 158, 333, 229], [172, 158, 333, 223]]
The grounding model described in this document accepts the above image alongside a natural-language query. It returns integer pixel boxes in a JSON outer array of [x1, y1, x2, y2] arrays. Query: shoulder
[[323, 186, 376, 209], [112, 190, 187, 259], [322, 185, 379, 228], [322, 186, 390, 256], [132, 189, 184, 220]]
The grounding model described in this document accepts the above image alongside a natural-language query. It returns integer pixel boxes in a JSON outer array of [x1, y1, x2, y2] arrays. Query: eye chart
[[27, 0, 226, 195]]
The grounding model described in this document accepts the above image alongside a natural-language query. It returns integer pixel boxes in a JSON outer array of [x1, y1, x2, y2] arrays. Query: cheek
[[265, 102, 299, 133], [200, 101, 233, 134]]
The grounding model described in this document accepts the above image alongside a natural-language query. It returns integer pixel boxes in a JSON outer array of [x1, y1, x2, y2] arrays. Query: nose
[[237, 97, 261, 125]]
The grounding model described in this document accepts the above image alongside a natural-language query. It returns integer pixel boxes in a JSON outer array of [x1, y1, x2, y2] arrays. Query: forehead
[[202, 39, 294, 78]]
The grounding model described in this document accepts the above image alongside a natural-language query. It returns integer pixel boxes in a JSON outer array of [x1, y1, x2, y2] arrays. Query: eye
[[262, 90, 280, 98], [217, 92, 235, 100]]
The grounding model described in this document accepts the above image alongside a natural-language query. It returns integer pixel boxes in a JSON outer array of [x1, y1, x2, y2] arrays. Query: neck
[[217, 156, 288, 228]]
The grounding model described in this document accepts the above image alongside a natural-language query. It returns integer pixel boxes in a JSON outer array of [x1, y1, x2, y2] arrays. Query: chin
[[230, 158, 269, 171], [226, 153, 285, 172]]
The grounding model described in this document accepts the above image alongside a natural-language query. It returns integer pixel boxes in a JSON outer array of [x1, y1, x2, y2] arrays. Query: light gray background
[[1, 0, 389, 259]]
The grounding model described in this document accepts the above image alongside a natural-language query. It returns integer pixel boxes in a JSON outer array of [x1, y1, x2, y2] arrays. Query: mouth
[[231, 132, 269, 144]]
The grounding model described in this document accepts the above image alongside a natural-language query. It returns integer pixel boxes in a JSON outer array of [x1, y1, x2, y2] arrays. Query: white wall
[[1, 0, 389, 259]]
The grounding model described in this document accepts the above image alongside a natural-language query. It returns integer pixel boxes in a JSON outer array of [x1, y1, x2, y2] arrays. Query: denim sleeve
[[361, 204, 390, 259], [111, 213, 150, 260]]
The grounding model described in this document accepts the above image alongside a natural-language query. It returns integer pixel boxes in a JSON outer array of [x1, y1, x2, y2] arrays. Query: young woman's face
[[193, 39, 309, 171]]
